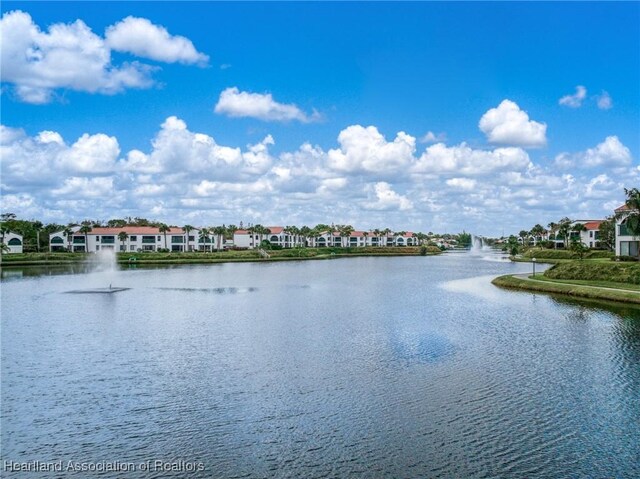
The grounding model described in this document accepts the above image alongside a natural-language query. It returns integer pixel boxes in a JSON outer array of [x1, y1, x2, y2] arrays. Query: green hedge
[[544, 261, 640, 284], [522, 248, 614, 260]]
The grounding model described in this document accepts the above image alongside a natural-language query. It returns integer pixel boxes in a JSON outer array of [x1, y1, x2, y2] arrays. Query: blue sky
[[1, 1, 638, 235]]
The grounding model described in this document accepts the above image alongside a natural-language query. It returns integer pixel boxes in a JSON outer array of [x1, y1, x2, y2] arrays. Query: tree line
[[0, 213, 474, 253]]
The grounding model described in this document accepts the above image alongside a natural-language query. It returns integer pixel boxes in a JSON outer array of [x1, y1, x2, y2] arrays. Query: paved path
[[512, 273, 640, 295]]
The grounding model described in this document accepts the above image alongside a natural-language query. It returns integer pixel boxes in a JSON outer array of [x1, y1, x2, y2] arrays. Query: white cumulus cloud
[[363, 182, 413, 211], [479, 100, 547, 148], [446, 178, 476, 190], [327, 125, 416, 176], [582, 136, 631, 168], [0, 10, 205, 103], [214, 87, 320, 123], [559, 85, 587, 108], [596, 91, 613, 110], [105, 16, 208, 65], [413, 142, 531, 176]]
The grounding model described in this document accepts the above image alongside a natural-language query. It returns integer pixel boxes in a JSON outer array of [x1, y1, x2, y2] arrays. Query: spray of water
[[91, 249, 118, 287], [470, 235, 490, 254]]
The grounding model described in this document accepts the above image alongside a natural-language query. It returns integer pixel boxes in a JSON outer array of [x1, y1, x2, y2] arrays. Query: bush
[[545, 261, 640, 284], [420, 246, 427, 256], [521, 248, 614, 260], [614, 256, 640, 262]]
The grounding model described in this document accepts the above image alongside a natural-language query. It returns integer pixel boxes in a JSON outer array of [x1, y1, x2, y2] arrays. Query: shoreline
[[0, 248, 442, 267], [492, 274, 640, 305]]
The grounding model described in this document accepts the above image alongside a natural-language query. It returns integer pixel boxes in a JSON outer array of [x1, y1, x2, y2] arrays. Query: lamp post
[[532, 257, 537, 277]]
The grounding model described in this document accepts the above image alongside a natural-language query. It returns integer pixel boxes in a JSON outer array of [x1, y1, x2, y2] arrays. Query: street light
[[532, 257, 537, 277]]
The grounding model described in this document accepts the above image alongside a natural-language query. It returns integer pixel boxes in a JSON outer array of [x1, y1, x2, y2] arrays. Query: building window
[[142, 236, 155, 244], [589, 231, 593, 237], [130, 245, 136, 251], [157, 236, 161, 241], [8, 238, 22, 245], [129, 235, 137, 241], [619, 224, 632, 236], [101, 236, 115, 244], [620, 241, 639, 257], [188, 235, 195, 241], [172, 236, 184, 243], [96, 236, 100, 242]]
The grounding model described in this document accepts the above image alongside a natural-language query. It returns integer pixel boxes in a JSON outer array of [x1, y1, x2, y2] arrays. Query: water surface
[[2, 253, 639, 478]]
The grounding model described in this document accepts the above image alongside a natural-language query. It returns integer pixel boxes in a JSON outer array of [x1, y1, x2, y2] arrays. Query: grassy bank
[[1, 246, 441, 266], [491, 274, 640, 305], [544, 260, 640, 284]]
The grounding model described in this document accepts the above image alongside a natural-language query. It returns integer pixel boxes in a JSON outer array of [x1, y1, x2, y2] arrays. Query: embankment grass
[[544, 261, 640, 285], [492, 274, 640, 305], [2, 246, 441, 265]]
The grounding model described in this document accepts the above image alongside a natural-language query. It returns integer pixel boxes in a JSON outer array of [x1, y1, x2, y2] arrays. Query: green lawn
[[2, 246, 441, 265], [530, 273, 640, 292], [492, 274, 640, 305]]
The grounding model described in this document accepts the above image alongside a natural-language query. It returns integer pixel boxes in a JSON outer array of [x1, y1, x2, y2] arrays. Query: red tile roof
[[615, 204, 630, 212], [583, 221, 603, 230]]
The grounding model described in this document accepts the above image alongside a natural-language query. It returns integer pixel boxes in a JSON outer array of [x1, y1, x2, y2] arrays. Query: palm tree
[[529, 224, 545, 246], [547, 222, 558, 249], [383, 228, 392, 247], [212, 225, 227, 252], [33, 220, 43, 252], [283, 226, 293, 248], [118, 231, 129, 252], [182, 224, 194, 252], [79, 223, 92, 252], [226, 224, 237, 245], [300, 226, 311, 247], [615, 187, 640, 236], [199, 227, 211, 252], [557, 217, 572, 249], [338, 224, 354, 247], [63, 226, 73, 251], [252, 224, 269, 249], [362, 231, 369, 247], [571, 223, 587, 245], [158, 223, 170, 251], [0, 225, 8, 246], [518, 230, 529, 246]]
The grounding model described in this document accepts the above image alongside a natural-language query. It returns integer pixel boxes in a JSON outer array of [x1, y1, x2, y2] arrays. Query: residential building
[[1, 231, 24, 253], [233, 227, 417, 249], [614, 205, 639, 257], [572, 220, 603, 248], [49, 226, 221, 253]]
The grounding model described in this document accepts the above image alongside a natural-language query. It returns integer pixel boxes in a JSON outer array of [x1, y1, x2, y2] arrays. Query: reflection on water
[[1, 255, 639, 478], [155, 286, 259, 294]]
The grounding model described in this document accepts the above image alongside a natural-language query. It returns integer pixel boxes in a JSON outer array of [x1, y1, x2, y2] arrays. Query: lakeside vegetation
[[493, 258, 640, 305], [544, 261, 640, 284], [492, 274, 640, 305], [1, 245, 443, 266]]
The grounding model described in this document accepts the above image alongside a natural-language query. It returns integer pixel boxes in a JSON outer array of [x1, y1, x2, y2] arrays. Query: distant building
[[234, 227, 416, 249], [1, 231, 24, 254], [49, 226, 221, 253], [572, 220, 603, 248], [614, 205, 639, 257]]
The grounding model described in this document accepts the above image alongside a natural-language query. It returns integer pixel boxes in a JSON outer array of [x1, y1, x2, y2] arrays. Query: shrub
[[614, 256, 640, 262], [545, 261, 640, 284]]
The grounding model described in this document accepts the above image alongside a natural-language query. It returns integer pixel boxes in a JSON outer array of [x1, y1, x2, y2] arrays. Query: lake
[[1, 252, 639, 478]]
